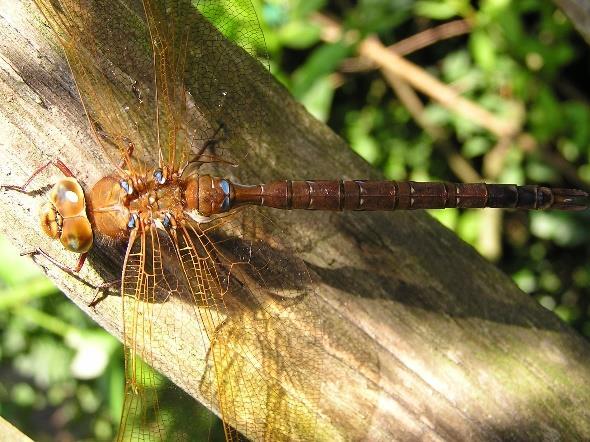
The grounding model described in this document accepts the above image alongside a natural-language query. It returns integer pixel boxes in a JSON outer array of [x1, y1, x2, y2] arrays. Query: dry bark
[[0, 416, 33, 442], [554, 0, 590, 45], [1, 1, 590, 440]]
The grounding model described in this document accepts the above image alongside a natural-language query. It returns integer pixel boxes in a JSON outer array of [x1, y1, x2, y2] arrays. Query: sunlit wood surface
[[1, 0, 590, 440], [0, 416, 33, 442]]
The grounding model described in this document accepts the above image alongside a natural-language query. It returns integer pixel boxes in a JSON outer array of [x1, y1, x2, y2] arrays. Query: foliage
[[1, 0, 589, 439], [261, 0, 590, 335], [0, 237, 121, 441]]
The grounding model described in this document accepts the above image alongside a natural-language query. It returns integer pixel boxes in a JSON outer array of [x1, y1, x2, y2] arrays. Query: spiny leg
[[0, 160, 75, 193], [188, 120, 229, 166], [88, 279, 120, 308], [21, 248, 120, 308], [91, 119, 135, 170]]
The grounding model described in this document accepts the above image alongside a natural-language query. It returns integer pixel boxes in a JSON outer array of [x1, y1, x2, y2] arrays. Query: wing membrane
[[182, 210, 329, 441], [146, 0, 271, 164], [120, 226, 218, 440], [34, 0, 270, 173], [34, 0, 160, 173], [120, 210, 329, 440]]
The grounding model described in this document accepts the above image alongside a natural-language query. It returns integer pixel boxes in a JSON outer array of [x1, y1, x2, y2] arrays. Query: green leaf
[[457, 211, 482, 246], [14, 337, 73, 388], [292, 42, 350, 98], [513, 269, 537, 293], [351, 0, 414, 35], [525, 160, 558, 183], [0, 236, 44, 284], [278, 20, 321, 49], [346, 109, 381, 165], [415, 0, 470, 19], [530, 212, 588, 247], [441, 50, 472, 82], [462, 136, 491, 158], [299, 75, 335, 122], [67, 330, 119, 380], [428, 208, 459, 231], [470, 30, 497, 71]]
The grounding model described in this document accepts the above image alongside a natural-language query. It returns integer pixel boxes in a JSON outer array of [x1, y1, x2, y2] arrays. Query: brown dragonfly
[[2, 0, 589, 441]]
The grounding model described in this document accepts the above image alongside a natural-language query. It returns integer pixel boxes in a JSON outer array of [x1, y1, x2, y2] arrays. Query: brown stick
[[341, 19, 472, 72], [313, 13, 520, 139]]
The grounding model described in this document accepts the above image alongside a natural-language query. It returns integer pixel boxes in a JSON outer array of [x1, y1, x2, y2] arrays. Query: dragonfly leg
[[118, 137, 135, 169], [0, 160, 75, 193], [91, 119, 135, 172], [21, 248, 119, 307], [88, 279, 120, 308], [21, 248, 86, 275]]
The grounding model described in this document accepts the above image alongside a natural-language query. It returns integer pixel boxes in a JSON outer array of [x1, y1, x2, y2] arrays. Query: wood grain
[[1, 1, 590, 440], [0, 416, 33, 442], [554, 0, 590, 44]]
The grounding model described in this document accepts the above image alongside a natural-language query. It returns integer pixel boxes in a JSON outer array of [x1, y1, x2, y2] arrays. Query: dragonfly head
[[40, 177, 93, 253]]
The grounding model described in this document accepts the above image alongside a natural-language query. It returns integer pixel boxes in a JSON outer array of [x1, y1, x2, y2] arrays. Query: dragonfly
[[2, 0, 589, 441]]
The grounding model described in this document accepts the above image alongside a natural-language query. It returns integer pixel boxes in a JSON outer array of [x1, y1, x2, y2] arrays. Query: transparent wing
[[119, 209, 328, 441], [119, 227, 216, 440], [34, 0, 270, 174], [33, 0, 160, 174], [181, 209, 329, 441], [191, 0, 270, 151], [145, 0, 271, 165]]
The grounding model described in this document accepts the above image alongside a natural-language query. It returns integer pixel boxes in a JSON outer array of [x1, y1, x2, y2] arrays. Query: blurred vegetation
[[1, 0, 589, 440], [0, 237, 122, 441], [260, 0, 590, 334]]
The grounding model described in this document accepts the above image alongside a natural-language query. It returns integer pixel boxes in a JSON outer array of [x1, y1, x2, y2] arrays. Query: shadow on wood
[[1, 0, 590, 440]]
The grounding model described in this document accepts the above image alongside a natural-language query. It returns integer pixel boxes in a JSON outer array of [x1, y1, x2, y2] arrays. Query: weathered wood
[[0, 416, 33, 442], [554, 0, 590, 45], [1, 1, 590, 440]]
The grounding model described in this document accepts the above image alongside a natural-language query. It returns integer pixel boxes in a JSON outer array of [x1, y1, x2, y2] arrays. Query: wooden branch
[[1, 1, 590, 440], [554, 0, 590, 45], [312, 13, 521, 140], [0, 417, 32, 442]]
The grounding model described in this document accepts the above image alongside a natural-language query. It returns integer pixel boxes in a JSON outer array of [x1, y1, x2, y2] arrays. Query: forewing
[[33, 0, 160, 173], [117, 0, 272, 169], [35, 0, 270, 172], [172, 0, 271, 163]]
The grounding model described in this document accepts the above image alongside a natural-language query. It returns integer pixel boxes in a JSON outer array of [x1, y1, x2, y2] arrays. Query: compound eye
[[60, 217, 93, 253], [39, 202, 60, 239], [49, 178, 85, 217]]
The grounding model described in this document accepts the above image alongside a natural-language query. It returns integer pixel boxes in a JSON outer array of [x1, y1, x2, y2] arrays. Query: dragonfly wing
[[144, 0, 271, 166], [118, 226, 216, 440], [177, 209, 335, 441], [33, 0, 162, 174], [35, 0, 269, 173]]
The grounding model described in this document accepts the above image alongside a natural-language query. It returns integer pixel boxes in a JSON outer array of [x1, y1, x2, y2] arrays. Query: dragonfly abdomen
[[229, 179, 589, 212]]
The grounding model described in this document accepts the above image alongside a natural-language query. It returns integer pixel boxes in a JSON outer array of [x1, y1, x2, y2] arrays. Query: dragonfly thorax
[[89, 175, 131, 241], [40, 177, 93, 253], [90, 172, 188, 241]]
